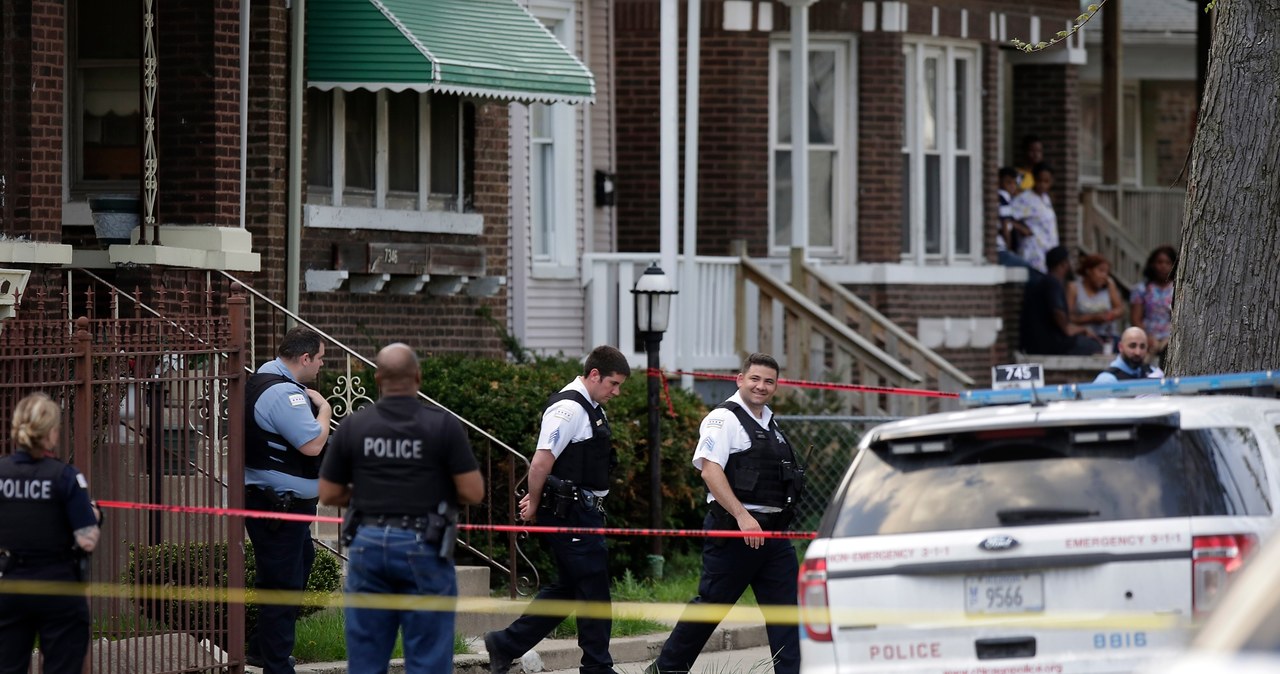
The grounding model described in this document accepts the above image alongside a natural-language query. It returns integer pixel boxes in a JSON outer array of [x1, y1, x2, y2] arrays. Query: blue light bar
[[960, 370, 1280, 407]]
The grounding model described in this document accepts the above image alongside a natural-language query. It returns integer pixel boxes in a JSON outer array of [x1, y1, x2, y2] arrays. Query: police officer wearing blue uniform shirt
[[0, 393, 102, 674], [485, 345, 631, 674], [244, 327, 332, 673], [648, 353, 804, 674], [319, 343, 484, 674]]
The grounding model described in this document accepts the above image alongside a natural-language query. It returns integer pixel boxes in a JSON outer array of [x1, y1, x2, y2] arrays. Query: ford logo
[[979, 535, 1020, 552]]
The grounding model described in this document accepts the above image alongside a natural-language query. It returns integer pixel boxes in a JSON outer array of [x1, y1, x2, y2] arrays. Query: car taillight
[[798, 557, 831, 641], [1192, 533, 1257, 614]]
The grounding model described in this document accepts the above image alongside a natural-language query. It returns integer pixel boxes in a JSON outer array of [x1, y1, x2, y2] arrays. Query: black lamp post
[[631, 262, 677, 574]]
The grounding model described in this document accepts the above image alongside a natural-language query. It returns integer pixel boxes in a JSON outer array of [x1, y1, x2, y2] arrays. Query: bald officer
[[319, 343, 484, 674]]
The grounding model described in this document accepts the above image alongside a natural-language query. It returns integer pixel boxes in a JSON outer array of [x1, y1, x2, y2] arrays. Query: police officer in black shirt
[[0, 393, 102, 674], [319, 343, 484, 674], [648, 353, 804, 674], [485, 345, 631, 674]]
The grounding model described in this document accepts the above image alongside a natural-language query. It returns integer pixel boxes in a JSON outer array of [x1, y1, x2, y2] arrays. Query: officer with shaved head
[[320, 343, 484, 673]]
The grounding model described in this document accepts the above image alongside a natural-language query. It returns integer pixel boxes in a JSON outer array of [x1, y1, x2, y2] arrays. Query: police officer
[[0, 393, 102, 674], [318, 343, 484, 673], [1094, 326, 1164, 383], [244, 327, 332, 673], [648, 353, 803, 674], [485, 345, 631, 674]]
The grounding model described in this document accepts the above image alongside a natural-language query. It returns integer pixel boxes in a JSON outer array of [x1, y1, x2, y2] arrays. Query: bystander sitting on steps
[[1019, 246, 1104, 356]]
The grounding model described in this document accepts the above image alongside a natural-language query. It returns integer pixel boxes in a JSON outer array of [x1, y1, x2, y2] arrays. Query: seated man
[[1094, 326, 1164, 383], [1019, 246, 1104, 356]]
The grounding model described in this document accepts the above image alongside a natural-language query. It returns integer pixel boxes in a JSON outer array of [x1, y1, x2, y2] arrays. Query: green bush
[[123, 540, 341, 647], [415, 354, 710, 578]]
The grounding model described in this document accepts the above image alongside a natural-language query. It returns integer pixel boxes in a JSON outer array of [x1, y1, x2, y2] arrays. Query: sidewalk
[[291, 623, 776, 674]]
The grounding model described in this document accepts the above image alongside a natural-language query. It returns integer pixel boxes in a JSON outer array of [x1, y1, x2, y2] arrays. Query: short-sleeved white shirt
[[691, 391, 778, 512], [536, 377, 609, 496]]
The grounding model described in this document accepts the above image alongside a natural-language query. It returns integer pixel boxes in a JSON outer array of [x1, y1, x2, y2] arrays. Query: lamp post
[[631, 262, 677, 575]]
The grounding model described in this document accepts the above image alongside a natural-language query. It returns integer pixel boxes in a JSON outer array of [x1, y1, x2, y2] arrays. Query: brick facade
[[2, 0, 515, 364], [1150, 81, 1196, 187], [0, 0, 64, 241], [613, 0, 1083, 376]]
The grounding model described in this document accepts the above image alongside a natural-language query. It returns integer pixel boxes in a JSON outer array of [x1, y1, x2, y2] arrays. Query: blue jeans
[[344, 525, 457, 674], [245, 494, 316, 674]]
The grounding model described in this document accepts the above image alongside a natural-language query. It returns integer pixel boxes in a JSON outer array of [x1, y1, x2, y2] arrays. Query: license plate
[[965, 573, 1044, 614]]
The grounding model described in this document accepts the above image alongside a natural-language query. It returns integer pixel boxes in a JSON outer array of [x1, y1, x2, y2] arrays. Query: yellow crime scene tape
[[0, 578, 1183, 631]]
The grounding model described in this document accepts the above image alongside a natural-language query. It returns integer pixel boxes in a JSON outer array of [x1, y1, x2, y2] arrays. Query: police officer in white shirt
[[485, 345, 630, 674], [648, 353, 804, 674]]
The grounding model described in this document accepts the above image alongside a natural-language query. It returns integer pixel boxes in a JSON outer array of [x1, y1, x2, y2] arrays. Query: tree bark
[[1166, 0, 1280, 376]]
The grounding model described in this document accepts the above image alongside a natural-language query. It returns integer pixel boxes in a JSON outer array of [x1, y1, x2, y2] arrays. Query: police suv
[[798, 371, 1280, 674]]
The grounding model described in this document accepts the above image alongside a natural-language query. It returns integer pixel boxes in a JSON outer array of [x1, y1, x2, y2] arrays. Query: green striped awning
[[307, 0, 595, 104]]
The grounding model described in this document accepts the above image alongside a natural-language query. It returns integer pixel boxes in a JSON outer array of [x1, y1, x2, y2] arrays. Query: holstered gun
[[540, 475, 579, 518]]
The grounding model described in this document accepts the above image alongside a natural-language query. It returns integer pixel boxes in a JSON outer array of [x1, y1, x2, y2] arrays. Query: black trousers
[[489, 504, 614, 673], [0, 565, 90, 674], [653, 512, 801, 674], [245, 489, 316, 674]]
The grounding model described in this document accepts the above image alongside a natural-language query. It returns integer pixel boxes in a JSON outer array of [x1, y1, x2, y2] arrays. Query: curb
[[293, 623, 770, 673]]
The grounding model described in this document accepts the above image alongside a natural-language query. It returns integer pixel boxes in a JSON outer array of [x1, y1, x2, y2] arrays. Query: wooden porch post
[[1102, 0, 1123, 187]]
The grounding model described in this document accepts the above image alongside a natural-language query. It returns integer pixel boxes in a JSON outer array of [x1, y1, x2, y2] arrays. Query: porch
[[1080, 184, 1185, 287], [583, 248, 974, 417]]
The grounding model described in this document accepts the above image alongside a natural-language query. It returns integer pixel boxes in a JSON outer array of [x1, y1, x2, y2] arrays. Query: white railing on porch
[[1080, 185, 1184, 287], [583, 252, 788, 372]]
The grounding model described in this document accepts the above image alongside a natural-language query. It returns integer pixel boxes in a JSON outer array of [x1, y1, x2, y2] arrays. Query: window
[[1079, 83, 1140, 184], [306, 89, 473, 213], [769, 40, 852, 255], [70, 0, 142, 189], [529, 4, 578, 274], [901, 41, 981, 263]]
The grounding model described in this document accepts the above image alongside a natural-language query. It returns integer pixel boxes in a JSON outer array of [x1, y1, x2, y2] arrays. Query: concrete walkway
[[290, 623, 777, 674]]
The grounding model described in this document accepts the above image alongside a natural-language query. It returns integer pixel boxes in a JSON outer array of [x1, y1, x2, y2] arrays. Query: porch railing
[[1080, 185, 1184, 287], [584, 249, 972, 415]]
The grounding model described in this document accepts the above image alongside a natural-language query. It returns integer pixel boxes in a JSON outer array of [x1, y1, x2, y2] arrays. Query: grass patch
[[292, 607, 470, 663]]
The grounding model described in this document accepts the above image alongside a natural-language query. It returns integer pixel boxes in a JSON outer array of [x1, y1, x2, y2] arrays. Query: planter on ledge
[[89, 195, 141, 245]]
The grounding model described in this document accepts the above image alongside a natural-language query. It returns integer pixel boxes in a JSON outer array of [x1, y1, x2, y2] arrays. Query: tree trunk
[[1166, 0, 1280, 376]]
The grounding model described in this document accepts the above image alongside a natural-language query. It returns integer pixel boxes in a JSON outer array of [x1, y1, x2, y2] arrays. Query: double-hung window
[[306, 89, 475, 230], [769, 39, 853, 256], [69, 0, 142, 190], [530, 2, 579, 275], [901, 41, 981, 263], [1078, 82, 1140, 184]]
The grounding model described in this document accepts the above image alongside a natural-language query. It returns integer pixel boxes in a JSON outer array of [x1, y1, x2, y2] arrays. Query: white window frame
[[1078, 81, 1141, 185], [767, 36, 856, 259], [305, 89, 480, 234], [530, 1, 579, 279], [901, 39, 982, 265]]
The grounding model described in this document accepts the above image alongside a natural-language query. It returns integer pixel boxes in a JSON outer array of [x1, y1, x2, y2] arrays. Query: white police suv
[[798, 372, 1280, 674]]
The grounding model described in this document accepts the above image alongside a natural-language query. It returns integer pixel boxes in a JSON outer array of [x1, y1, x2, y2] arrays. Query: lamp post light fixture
[[631, 262, 678, 574]]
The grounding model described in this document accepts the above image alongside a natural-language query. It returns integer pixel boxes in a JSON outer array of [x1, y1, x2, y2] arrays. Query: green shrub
[[416, 354, 710, 579], [123, 540, 342, 647]]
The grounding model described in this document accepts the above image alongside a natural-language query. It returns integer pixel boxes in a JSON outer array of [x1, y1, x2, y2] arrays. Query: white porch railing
[[583, 252, 788, 371], [1080, 185, 1184, 287]]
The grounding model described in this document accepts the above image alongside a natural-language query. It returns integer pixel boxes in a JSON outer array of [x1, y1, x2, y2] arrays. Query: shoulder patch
[[552, 408, 574, 421], [76, 473, 89, 489], [288, 393, 307, 407], [706, 417, 725, 429]]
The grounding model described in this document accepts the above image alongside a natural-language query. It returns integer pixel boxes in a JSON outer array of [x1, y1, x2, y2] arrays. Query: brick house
[[607, 0, 1093, 384], [1, 0, 605, 365]]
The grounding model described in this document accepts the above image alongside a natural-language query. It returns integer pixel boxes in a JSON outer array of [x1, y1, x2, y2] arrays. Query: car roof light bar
[[961, 370, 1279, 408]]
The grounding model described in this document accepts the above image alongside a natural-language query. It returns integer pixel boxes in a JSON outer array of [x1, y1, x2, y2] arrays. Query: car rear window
[[828, 425, 1270, 537]]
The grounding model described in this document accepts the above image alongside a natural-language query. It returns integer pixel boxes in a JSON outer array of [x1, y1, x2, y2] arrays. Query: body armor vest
[[245, 373, 322, 479], [545, 390, 615, 491], [1105, 364, 1153, 380], [0, 453, 74, 554], [720, 402, 804, 509]]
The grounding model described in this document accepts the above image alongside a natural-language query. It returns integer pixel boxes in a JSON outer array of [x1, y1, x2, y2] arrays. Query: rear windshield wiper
[[996, 507, 1100, 524]]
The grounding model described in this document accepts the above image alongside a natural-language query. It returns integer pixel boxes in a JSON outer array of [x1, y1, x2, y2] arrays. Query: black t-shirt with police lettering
[[320, 396, 477, 516]]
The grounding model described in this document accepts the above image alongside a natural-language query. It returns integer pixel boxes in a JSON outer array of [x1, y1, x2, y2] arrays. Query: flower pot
[[89, 195, 141, 245]]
